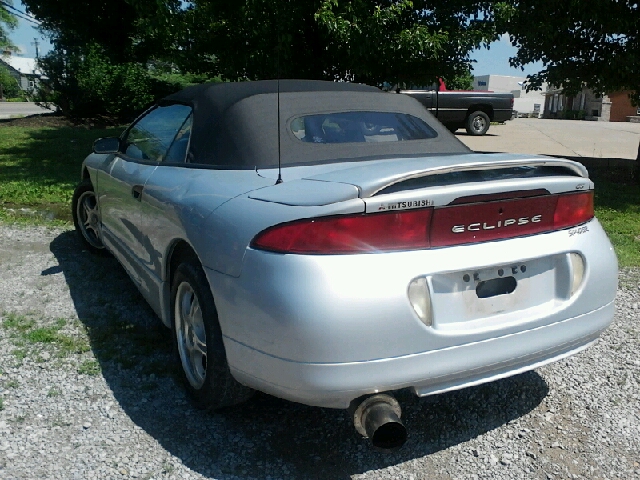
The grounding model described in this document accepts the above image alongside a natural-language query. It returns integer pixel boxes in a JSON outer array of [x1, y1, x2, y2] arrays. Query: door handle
[[131, 185, 144, 201]]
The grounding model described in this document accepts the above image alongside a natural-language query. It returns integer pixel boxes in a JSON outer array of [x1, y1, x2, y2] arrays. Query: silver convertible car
[[73, 80, 617, 450]]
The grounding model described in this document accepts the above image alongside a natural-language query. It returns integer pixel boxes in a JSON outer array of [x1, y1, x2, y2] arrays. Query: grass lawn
[[0, 122, 122, 224], [0, 122, 638, 267], [593, 179, 640, 267]]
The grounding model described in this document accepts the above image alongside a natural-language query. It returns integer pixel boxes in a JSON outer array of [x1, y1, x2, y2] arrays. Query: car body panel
[[248, 179, 361, 206], [224, 308, 609, 408], [97, 156, 157, 252], [197, 194, 367, 277]]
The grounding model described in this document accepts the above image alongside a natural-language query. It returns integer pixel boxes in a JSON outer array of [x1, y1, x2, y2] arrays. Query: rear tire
[[72, 179, 106, 254], [171, 258, 254, 410], [465, 111, 490, 136]]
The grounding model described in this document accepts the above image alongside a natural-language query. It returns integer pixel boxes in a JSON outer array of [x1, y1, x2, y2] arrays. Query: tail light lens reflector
[[408, 276, 433, 326], [569, 252, 585, 296], [251, 209, 432, 254], [554, 192, 594, 229]]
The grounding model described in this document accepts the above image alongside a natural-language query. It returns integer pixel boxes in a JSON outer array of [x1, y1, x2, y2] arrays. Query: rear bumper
[[206, 219, 617, 409], [224, 301, 613, 408], [493, 109, 513, 123]]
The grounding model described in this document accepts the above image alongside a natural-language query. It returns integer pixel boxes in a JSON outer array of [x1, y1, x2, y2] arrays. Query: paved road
[[458, 118, 640, 160], [0, 101, 52, 118]]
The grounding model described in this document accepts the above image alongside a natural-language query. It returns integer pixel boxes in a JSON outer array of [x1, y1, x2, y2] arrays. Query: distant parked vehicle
[[400, 79, 514, 135]]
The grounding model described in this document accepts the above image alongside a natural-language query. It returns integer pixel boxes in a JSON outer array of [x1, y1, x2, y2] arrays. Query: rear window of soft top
[[290, 111, 438, 144]]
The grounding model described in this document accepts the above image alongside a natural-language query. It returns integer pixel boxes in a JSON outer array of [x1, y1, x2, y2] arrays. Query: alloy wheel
[[175, 281, 208, 389], [76, 191, 104, 249]]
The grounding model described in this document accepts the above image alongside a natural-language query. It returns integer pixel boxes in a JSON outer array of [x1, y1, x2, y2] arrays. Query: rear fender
[[467, 104, 494, 120], [190, 196, 366, 277]]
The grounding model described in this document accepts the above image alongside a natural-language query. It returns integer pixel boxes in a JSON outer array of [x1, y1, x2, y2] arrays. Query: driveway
[[0, 113, 639, 480], [0, 101, 52, 119], [0, 227, 639, 479], [459, 118, 640, 160]]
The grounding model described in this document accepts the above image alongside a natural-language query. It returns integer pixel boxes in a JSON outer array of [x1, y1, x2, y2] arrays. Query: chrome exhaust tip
[[352, 394, 407, 452]]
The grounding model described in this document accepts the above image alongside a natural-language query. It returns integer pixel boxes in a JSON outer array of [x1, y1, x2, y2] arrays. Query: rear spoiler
[[306, 154, 589, 198]]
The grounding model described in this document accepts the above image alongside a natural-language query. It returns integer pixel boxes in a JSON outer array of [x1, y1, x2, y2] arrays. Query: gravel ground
[[0, 224, 638, 480]]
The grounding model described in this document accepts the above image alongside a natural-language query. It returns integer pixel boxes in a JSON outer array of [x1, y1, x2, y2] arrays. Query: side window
[[123, 104, 192, 162], [164, 113, 193, 163]]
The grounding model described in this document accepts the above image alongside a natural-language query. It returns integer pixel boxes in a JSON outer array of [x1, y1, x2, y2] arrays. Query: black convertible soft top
[[161, 80, 470, 168]]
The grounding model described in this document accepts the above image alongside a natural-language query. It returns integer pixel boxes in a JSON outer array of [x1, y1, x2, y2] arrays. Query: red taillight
[[553, 192, 594, 228], [251, 191, 594, 254], [251, 209, 432, 254]]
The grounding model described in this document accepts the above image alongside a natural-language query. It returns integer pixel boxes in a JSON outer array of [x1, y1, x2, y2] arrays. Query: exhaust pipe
[[351, 394, 407, 452]]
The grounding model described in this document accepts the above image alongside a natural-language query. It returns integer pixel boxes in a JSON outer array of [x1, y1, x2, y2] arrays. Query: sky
[[6, 1, 51, 58], [7, 2, 542, 79], [470, 34, 543, 78]]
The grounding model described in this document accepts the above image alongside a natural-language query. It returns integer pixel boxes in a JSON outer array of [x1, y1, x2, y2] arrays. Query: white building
[[474, 75, 547, 117], [0, 54, 42, 91]]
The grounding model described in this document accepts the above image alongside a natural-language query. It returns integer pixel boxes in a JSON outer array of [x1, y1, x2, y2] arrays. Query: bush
[[149, 71, 222, 96], [561, 110, 587, 120], [34, 45, 192, 121], [0, 66, 21, 99]]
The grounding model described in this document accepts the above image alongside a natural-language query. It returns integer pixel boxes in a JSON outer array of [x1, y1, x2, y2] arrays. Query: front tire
[[72, 179, 106, 254], [171, 258, 253, 410], [465, 111, 491, 136]]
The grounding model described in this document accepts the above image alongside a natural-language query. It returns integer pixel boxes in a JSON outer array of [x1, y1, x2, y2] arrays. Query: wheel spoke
[[85, 225, 97, 238], [192, 333, 207, 356], [189, 296, 200, 319], [181, 290, 193, 320], [182, 322, 192, 348], [83, 201, 92, 219], [189, 349, 205, 380]]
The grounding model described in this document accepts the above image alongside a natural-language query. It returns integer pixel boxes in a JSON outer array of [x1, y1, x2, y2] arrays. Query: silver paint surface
[[81, 148, 617, 409]]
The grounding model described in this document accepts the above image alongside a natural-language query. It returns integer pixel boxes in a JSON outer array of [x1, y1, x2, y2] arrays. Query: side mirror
[[93, 137, 120, 154]]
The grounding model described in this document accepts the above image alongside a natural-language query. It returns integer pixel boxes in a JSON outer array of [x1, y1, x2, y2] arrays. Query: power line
[[0, 1, 40, 25]]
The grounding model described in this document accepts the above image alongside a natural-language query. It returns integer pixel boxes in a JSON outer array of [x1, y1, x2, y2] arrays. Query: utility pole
[[31, 38, 40, 59]]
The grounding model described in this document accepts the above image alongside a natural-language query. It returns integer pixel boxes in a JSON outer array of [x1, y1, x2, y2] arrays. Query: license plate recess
[[427, 254, 574, 332]]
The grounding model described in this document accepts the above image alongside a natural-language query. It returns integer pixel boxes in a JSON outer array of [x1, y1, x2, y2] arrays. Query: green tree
[[22, 0, 185, 63], [188, 0, 499, 86], [25, 0, 502, 117], [0, 66, 20, 98], [502, 0, 639, 104], [24, 0, 501, 87], [442, 67, 474, 90], [0, 1, 18, 52]]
